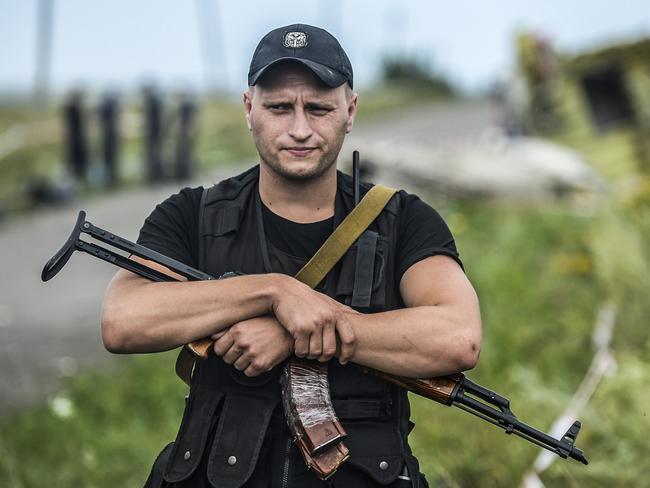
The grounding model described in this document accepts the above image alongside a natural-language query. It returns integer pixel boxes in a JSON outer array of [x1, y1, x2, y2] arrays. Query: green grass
[[0, 352, 185, 488]]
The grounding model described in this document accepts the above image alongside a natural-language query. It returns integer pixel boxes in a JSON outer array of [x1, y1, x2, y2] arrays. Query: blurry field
[[1, 91, 650, 486]]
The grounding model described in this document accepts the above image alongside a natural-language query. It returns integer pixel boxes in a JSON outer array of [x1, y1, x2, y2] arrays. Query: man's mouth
[[284, 147, 316, 157]]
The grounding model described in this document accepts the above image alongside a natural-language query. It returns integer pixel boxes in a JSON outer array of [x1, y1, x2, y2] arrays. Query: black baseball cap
[[248, 23, 353, 89]]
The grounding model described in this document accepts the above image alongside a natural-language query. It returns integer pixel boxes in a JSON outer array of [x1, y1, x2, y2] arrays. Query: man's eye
[[269, 104, 290, 111], [309, 107, 331, 115]]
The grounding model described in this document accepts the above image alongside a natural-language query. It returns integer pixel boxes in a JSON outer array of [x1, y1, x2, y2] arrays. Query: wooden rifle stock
[[185, 338, 213, 359], [359, 367, 463, 406]]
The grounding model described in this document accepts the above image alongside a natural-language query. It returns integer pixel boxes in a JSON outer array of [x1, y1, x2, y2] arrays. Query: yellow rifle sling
[[293, 185, 397, 288]]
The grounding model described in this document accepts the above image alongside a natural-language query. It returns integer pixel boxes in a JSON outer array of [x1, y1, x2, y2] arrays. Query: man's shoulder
[[159, 165, 259, 212], [204, 165, 260, 204], [156, 186, 205, 214]]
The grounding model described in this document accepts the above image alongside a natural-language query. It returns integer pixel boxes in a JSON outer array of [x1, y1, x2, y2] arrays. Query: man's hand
[[271, 276, 357, 364], [212, 316, 293, 377]]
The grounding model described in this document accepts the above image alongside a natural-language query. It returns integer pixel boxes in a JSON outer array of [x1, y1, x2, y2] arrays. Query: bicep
[[399, 255, 482, 371], [399, 254, 479, 313], [396, 193, 463, 284]]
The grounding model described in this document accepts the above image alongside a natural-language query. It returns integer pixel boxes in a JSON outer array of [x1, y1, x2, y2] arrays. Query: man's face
[[243, 63, 357, 181]]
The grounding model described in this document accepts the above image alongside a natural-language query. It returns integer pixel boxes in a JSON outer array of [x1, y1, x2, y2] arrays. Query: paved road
[[344, 98, 600, 199], [353, 98, 500, 141]]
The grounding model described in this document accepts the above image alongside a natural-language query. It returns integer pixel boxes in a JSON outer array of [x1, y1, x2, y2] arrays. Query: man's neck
[[258, 163, 337, 223]]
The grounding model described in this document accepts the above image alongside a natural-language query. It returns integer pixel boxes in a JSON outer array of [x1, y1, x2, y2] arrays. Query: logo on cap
[[284, 32, 308, 48]]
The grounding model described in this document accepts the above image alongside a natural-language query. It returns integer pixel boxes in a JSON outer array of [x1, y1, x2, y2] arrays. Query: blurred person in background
[[101, 23, 482, 488], [143, 84, 165, 183], [98, 92, 121, 187], [62, 89, 89, 182], [172, 91, 197, 181]]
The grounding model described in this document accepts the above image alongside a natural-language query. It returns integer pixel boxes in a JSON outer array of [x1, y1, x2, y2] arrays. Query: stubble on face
[[246, 64, 355, 183]]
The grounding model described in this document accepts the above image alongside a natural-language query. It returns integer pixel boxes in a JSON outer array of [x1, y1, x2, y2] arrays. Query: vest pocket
[[335, 232, 390, 310], [163, 388, 226, 483], [337, 421, 404, 485], [206, 392, 279, 488]]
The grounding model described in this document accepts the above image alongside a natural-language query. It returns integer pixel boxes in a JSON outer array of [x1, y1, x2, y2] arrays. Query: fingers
[[222, 343, 244, 365], [307, 324, 323, 359], [211, 330, 227, 341], [293, 330, 310, 358], [213, 332, 234, 357], [275, 292, 356, 362], [243, 363, 273, 377], [220, 341, 252, 372], [212, 317, 294, 377], [233, 353, 251, 372], [318, 321, 337, 362], [335, 313, 356, 364], [215, 329, 246, 366], [294, 312, 355, 364], [243, 364, 261, 377]]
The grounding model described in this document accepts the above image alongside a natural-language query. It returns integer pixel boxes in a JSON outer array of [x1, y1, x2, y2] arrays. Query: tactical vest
[[148, 166, 426, 488]]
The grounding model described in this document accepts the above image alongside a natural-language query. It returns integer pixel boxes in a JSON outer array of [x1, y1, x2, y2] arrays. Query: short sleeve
[[395, 191, 463, 283], [136, 187, 204, 268]]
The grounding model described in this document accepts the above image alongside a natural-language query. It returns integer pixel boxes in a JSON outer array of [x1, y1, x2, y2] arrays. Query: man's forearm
[[212, 304, 481, 379], [101, 271, 286, 353], [346, 305, 482, 378]]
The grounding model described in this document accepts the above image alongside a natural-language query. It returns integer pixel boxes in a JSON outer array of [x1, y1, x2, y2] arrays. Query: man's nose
[[288, 109, 313, 141]]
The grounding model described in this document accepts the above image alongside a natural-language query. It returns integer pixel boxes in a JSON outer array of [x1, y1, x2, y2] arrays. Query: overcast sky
[[1, 0, 649, 96]]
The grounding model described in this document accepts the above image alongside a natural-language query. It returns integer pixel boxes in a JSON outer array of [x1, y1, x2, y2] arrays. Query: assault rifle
[[42, 210, 589, 477]]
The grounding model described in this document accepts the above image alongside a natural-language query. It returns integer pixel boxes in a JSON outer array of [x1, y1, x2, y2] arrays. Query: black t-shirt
[[261, 205, 334, 259], [137, 185, 462, 284]]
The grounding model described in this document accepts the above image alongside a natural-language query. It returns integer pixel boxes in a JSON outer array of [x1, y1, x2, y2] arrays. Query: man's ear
[[243, 90, 253, 130], [346, 92, 358, 134]]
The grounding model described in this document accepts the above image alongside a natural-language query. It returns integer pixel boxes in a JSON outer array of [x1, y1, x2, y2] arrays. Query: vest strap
[[332, 398, 393, 421], [351, 230, 378, 308]]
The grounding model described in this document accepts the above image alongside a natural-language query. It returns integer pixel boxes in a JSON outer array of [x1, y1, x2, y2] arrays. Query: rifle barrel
[[454, 391, 588, 464]]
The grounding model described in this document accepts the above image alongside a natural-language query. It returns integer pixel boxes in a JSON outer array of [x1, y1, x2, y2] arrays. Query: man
[[101, 24, 482, 488]]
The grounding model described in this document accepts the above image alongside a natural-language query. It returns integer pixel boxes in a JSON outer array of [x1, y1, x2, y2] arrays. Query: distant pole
[[195, 0, 226, 94], [34, 0, 55, 109], [195, 0, 212, 92]]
